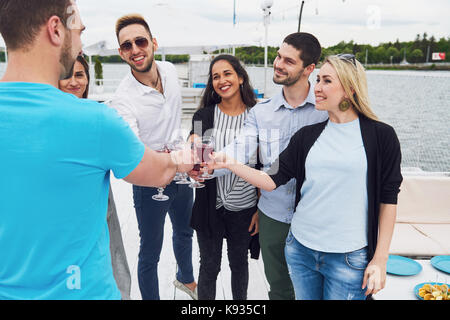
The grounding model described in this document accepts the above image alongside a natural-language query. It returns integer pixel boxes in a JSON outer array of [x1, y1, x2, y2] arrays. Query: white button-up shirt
[[108, 61, 182, 149]]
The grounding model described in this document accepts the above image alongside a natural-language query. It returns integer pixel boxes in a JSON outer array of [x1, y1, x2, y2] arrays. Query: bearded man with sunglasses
[[108, 14, 197, 300]]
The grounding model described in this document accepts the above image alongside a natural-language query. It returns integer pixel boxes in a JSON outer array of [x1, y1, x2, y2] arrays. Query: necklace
[[152, 70, 161, 91]]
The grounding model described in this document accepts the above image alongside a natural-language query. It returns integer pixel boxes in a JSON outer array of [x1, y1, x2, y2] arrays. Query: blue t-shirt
[[0, 82, 145, 300], [291, 118, 369, 253]]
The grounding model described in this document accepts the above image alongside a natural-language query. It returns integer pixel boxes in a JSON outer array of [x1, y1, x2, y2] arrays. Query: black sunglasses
[[120, 37, 149, 52], [337, 53, 357, 66]]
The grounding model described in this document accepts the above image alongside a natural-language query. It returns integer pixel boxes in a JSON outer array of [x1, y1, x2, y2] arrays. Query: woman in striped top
[[189, 55, 259, 300]]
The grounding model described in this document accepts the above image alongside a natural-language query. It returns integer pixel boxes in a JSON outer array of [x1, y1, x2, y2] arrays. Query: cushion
[[397, 176, 450, 224], [389, 223, 448, 257]]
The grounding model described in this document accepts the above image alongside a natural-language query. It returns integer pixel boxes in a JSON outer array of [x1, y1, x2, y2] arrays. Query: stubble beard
[[130, 53, 154, 74], [59, 33, 77, 81], [273, 68, 305, 87]]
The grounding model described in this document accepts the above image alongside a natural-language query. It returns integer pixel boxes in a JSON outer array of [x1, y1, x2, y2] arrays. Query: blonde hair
[[325, 55, 378, 121], [115, 14, 152, 40]]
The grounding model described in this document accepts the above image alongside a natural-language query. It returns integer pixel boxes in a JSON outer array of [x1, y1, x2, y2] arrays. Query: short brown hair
[[0, 0, 72, 51], [115, 14, 152, 41], [283, 32, 322, 67]]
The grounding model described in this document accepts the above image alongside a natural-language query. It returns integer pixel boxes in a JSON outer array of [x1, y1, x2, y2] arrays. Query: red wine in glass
[[188, 140, 207, 189], [198, 144, 214, 163]]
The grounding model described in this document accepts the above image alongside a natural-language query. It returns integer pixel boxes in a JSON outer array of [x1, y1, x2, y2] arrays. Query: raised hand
[[170, 142, 195, 173], [207, 152, 236, 170]]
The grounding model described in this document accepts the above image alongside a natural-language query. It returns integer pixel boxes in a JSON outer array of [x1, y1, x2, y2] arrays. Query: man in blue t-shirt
[[0, 0, 193, 300]]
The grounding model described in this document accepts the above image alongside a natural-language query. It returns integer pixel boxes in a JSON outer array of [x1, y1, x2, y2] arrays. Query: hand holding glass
[[188, 139, 207, 189], [197, 137, 215, 180], [152, 145, 170, 201], [172, 139, 192, 185]]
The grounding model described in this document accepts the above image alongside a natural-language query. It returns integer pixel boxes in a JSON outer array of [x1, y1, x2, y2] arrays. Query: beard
[[129, 54, 154, 74], [59, 33, 77, 81], [273, 67, 304, 87]]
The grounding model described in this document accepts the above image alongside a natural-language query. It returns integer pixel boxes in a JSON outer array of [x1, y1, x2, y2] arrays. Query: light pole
[[298, 1, 305, 32], [233, 0, 237, 27], [233, 0, 237, 56], [261, 0, 273, 98]]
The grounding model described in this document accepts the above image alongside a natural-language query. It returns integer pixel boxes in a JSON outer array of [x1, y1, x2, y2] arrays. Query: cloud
[[1, 0, 448, 49]]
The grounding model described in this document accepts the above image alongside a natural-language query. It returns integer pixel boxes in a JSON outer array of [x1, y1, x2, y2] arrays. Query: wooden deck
[[110, 177, 270, 300]]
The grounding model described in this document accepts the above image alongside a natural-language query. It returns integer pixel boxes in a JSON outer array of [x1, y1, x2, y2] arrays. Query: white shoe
[[173, 280, 198, 300]]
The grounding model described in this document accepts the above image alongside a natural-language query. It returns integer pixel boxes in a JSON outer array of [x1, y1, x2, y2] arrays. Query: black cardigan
[[268, 115, 403, 260], [189, 106, 218, 236], [189, 106, 261, 259]]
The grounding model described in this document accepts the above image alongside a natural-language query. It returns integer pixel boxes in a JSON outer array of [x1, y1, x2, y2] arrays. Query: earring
[[339, 98, 352, 112]]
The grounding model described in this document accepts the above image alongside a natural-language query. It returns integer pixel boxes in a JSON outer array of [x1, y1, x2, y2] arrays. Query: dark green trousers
[[258, 209, 295, 300]]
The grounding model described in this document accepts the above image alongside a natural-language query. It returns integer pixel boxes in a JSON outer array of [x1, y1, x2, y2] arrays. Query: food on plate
[[418, 283, 449, 300]]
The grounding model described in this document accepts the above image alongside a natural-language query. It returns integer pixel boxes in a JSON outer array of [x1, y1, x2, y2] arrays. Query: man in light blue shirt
[[213, 33, 328, 300]]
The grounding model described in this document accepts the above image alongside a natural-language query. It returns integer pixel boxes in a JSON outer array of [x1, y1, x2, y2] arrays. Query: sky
[[1, 0, 449, 51]]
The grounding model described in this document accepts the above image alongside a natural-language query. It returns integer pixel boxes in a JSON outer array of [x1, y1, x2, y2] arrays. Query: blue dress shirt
[[216, 83, 328, 223]]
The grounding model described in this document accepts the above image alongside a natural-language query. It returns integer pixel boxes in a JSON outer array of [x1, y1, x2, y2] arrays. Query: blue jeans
[[133, 182, 194, 300], [285, 230, 368, 300]]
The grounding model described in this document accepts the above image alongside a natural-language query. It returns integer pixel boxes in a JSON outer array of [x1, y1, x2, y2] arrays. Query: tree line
[[2, 34, 447, 65], [234, 34, 449, 65], [86, 54, 189, 64], [322, 33, 450, 64]]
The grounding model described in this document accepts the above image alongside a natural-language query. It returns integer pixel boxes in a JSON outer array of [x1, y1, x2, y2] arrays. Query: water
[[1, 62, 449, 172], [367, 71, 450, 173]]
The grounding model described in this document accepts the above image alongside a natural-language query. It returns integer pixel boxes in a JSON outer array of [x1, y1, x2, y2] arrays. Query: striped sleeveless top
[[213, 105, 258, 211]]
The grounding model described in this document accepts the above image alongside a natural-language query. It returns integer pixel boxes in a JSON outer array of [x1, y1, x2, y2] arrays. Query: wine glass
[[152, 145, 170, 201], [188, 162, 205, 189], [165, 142, 181, 182], [177, 172, 192, 185], [198, 136, 215, 180], [171, 139, 191, 185], [188, 138, 205, 189]]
